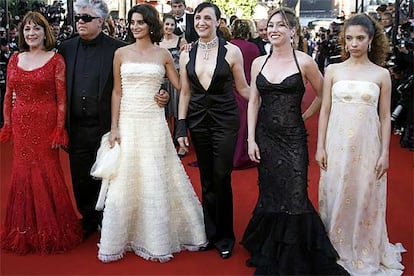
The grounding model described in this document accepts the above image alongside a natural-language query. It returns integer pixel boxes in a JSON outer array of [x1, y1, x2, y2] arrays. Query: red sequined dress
[[0, 53, 82, 254]]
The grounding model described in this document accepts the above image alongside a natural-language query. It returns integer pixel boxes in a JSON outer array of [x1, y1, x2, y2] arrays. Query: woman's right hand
[[315, 148, 327, 170], [248, 140, 261, 163], [109, 129, 121, 148]]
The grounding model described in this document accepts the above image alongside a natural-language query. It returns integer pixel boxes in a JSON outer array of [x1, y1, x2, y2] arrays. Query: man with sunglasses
[[58, 0, 169, 240]]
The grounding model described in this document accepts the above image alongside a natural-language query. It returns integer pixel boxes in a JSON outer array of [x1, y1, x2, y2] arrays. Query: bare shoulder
[[156, 46, 171, 58], [225, 42, 242, 59], [375, 65, 390, 78], [324, 62, 342, 75], [114, 44, 130, 56], [251, 55, 267, 71]]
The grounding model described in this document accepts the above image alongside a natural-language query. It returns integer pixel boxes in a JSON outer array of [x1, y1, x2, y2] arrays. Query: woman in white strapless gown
[[98, 4, 206, 263], [316, 14, 405, 275]]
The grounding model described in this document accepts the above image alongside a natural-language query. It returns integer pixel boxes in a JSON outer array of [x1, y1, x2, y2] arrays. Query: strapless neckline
[[332, 80, 380, 90]]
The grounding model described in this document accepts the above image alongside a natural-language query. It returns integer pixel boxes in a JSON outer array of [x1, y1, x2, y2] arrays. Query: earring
[[345, 46, 348, 53], [368, 44, 371, 52]]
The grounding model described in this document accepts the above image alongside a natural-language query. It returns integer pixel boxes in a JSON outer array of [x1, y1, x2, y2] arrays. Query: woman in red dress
[[0, 11, 82, 254]]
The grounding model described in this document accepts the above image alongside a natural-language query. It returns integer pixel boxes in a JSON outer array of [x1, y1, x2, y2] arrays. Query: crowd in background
[[1, 2, 412, 151]]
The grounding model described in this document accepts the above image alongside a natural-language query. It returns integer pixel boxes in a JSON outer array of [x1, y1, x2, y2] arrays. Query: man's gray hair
[[74, 0, 109, 19]]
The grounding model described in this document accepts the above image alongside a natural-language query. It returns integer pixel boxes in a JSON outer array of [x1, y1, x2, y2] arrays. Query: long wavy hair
[[340, 13, 389, 66], [127, 4, 163, 43], [18, 11, 56, 51]]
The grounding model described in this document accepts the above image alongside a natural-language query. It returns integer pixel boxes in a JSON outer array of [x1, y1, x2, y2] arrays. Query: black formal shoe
[[219, 249, 232, 259]]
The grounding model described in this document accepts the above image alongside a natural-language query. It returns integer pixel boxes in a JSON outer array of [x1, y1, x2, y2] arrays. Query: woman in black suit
[[176, 2, 250, 259]]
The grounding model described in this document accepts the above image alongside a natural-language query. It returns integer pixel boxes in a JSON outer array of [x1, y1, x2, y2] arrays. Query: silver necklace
[[198, 37, 218, 60]]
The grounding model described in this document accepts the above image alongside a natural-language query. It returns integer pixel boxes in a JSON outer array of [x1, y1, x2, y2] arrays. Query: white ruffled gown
[[98, 63, 207, 263], [319, 80, 406, 275]]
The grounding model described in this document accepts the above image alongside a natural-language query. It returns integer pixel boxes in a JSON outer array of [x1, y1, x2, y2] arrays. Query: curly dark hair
[[19, 11, 56, 51], [340, 13, 389, 66], [127, 4, 163, 43]]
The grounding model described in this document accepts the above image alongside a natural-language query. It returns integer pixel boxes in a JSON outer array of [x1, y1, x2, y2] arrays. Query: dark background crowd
[[0, 0, 413, 150]]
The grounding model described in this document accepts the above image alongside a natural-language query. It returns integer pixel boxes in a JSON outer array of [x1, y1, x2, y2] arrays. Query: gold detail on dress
[[363, 219, 373, 229], [344, 95, 353, 101], [347, 129, 354, 138], [357, 260, 364, 268], [336, 227, 342, 234], [362, 247, 369, 255], [361, 93, 372, 102]]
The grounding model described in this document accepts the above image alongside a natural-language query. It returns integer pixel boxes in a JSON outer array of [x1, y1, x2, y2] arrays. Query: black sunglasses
[[75, 14, 100, 23]]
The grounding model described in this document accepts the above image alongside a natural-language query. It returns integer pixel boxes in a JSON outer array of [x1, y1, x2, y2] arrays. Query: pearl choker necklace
[[198, 37, 218, 60]]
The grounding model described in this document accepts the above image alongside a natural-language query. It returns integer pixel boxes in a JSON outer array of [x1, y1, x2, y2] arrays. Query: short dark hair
[[19, 11, 55, 51], [376, 4, 387, 12], [170, 0, 186, 6], [127, 4, 163, 43], [194, 2, 221, 21]]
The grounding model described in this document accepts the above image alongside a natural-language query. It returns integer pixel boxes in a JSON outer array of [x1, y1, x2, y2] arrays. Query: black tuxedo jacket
[[174, 13, 198, 43], [250, 37, 267, 56], [58, 34, 126, 137]]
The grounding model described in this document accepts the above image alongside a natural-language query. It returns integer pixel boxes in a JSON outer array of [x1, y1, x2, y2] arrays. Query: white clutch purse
[[90, 132, 121, 211]]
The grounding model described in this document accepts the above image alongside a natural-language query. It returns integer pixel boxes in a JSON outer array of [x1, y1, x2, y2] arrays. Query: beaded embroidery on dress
[[98, 63, 207, 263]]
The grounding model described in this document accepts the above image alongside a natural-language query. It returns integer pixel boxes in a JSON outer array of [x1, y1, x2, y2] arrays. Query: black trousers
[[190, 122, 238, 247], [69, 124, 102, 233]]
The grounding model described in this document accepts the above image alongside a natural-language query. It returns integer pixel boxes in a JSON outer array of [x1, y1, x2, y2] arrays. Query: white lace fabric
[[98, 63, 207, 263]]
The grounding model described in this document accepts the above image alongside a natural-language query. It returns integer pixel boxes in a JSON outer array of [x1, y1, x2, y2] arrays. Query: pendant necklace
[[198, 37, 218, 60]]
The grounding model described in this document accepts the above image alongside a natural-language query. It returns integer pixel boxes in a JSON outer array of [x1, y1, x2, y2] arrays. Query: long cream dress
[[98, 63, 207, 263], [319, 80, 405, 275]]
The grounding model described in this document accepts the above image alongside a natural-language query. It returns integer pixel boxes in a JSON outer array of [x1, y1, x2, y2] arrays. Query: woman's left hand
[[154, 89, 170, 107], [375, 155, 389, 180]]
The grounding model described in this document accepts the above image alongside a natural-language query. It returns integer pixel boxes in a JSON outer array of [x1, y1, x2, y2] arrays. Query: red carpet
[[1, 87, 413, 275]]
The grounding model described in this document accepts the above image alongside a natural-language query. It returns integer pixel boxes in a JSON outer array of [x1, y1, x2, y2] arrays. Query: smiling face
[[23, 21, 46, 49], [194, 7, 219, 40], [75, 6, 103, 40], [163, 17, 176, 35], [267, 13, 294, 47], [129, 12, 149, 40], [345, 25, 372, 58]]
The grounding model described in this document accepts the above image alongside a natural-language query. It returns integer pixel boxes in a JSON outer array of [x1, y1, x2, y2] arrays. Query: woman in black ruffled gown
[[241, 8, 349, 275]]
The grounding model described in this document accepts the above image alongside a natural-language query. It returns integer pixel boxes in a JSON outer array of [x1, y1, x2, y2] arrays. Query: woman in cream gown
[[316, 14, 405, 275], [98, 4, 206, 263]]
